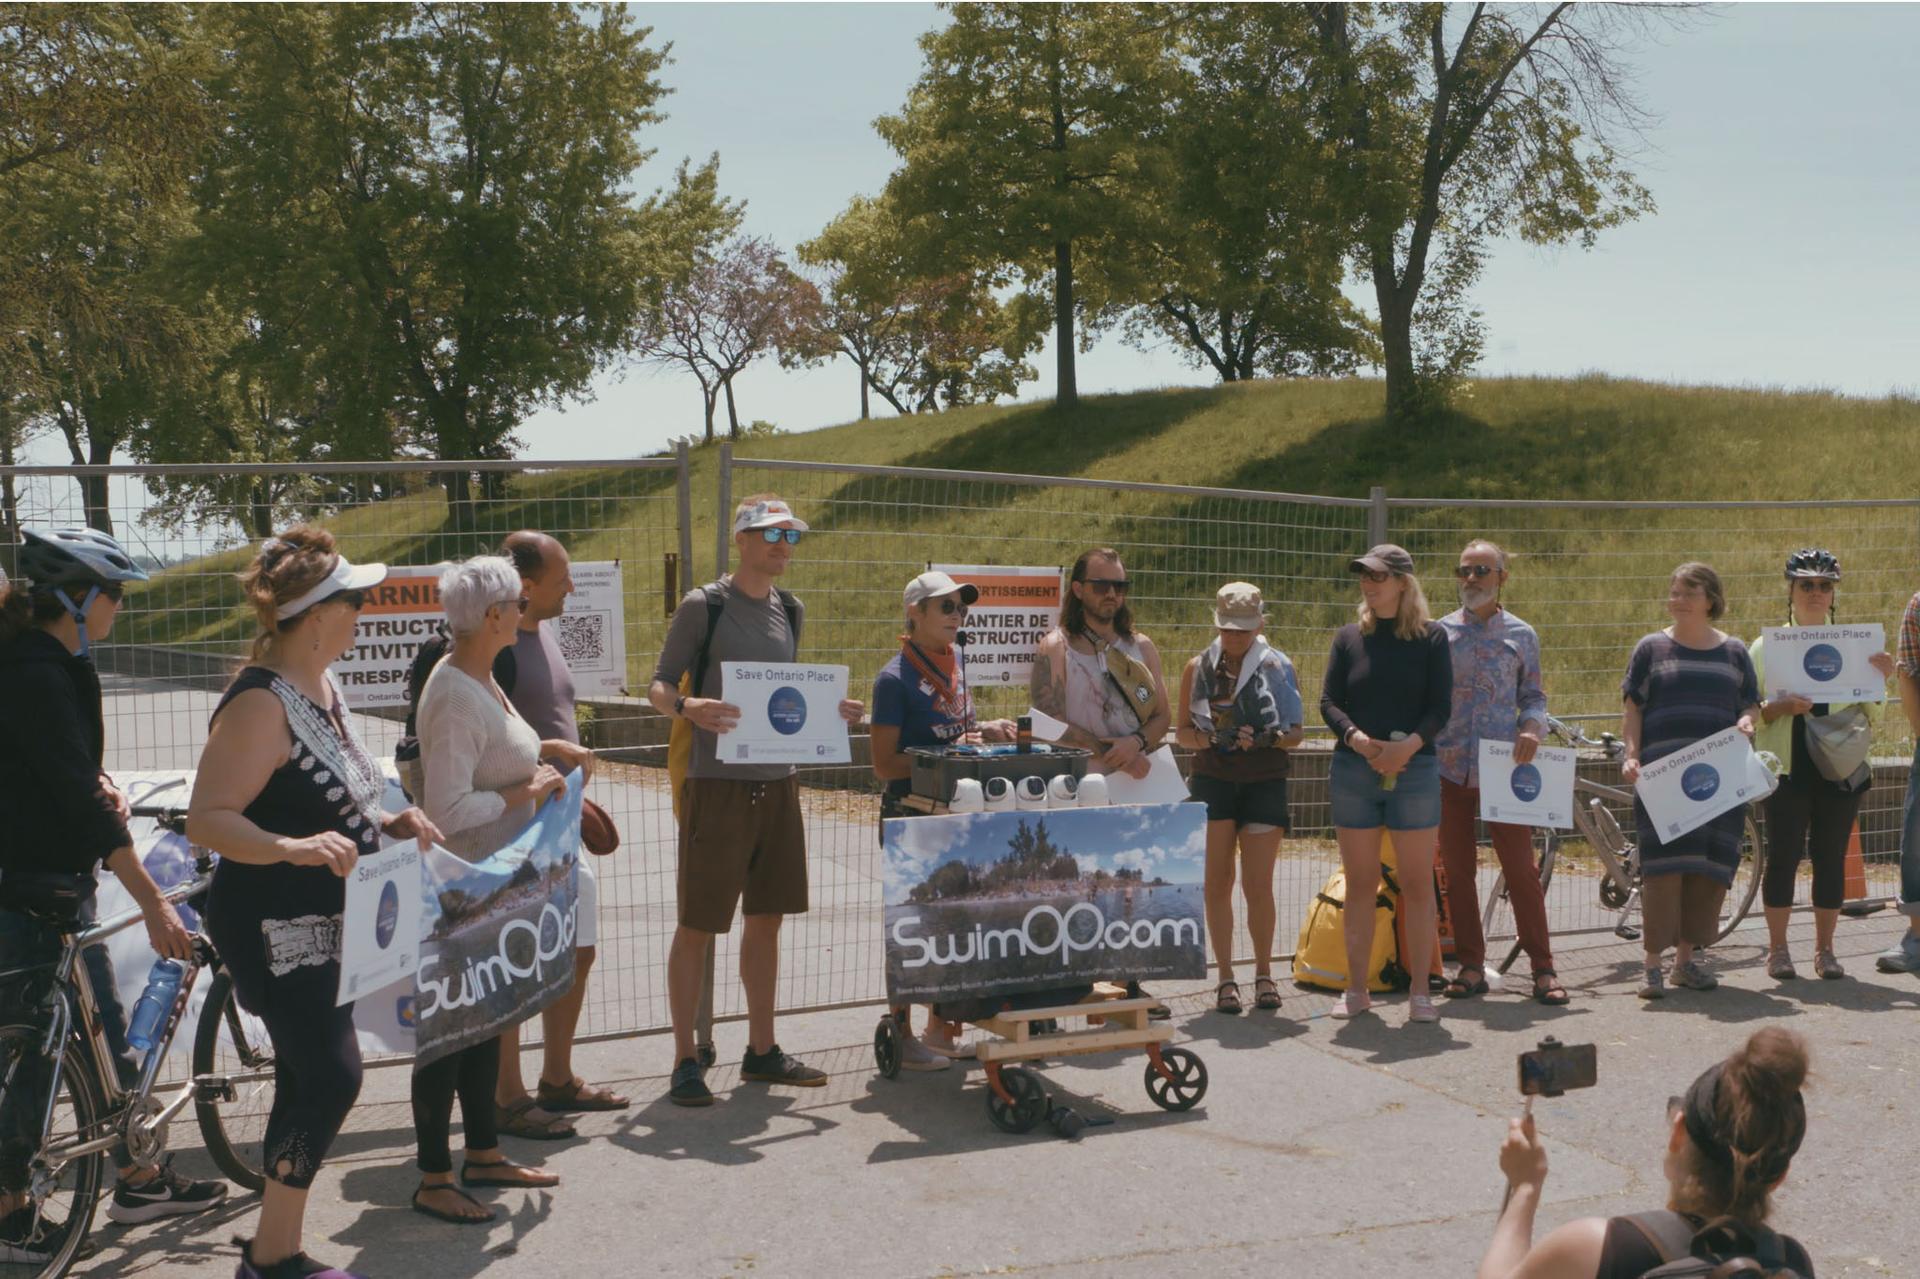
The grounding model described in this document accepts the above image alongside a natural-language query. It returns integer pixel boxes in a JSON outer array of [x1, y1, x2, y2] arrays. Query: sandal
[[1443, 967, 1489, 1000], [460, 1157, 560, 1189], [494, 1097, 577, 1141], [1253, 976, 1282, 1010], [536, 1076, 632, 1113], [412, 1182, 497, 1225], [1214, 981, 1243, 1015], [1532, 969, 1570, 1006]]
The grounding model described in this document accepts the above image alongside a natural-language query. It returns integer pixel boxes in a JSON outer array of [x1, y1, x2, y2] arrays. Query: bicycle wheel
[[1481, 829, 1557, 976], [1712, 810, 1767, 945], [191, 972, 275, 1193], [0, 1024, 106, 1279]]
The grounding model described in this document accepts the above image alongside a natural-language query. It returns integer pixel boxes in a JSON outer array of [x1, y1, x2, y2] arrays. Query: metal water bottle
[[125, 958, 185, 1054]]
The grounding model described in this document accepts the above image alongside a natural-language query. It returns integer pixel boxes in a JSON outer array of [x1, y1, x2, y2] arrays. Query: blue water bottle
[[125, 959, 185, 1054]]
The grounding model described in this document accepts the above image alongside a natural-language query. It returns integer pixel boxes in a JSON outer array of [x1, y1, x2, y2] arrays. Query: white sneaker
[[1407, 995, 1439, 1024], [1329, 991, 1372, 1019], [901, 1037, 953, 1072]]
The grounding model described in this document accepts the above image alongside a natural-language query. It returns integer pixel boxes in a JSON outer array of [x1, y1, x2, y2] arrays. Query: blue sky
[[883, 805, 1208, 904]]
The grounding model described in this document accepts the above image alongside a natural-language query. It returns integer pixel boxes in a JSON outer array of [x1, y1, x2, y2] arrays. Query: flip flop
[[1214, 981, 1243, 1015], [1443, 967, 1489, 1000], [1253, 977, 1282, 1010], [412, 1183, 497, 1225], [460, 1158, 560, 1189], [494, 1097, 577, 1141], [536, 1076, 632, 1113]]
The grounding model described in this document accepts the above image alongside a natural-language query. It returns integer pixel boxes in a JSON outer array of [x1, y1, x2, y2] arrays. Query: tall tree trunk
[[701, 385, 717, 442], [857, 361, 871, 420], [1378, 278, 1417, 419], [248, 480, 273, 541], [82, 434, 115, 536], [722, 375, 741, 439], [0, 425, 19, 575], [1054, 237, 1077, 409]]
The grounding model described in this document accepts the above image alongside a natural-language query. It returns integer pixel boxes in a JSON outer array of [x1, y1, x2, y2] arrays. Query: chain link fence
[[3, 450, 1914, 1050]]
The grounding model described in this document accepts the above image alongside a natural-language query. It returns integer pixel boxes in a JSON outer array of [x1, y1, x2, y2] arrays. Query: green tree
[[1126, 5, 1375, 382], [878, 3, 1177, 410], [193, 3, 689, 500], [1309, 2, 1668, 417]]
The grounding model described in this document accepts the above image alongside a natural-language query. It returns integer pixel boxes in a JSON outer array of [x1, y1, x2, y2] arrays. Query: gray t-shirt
[[508, 620, 578, 745], [651, 577, 805, 780]]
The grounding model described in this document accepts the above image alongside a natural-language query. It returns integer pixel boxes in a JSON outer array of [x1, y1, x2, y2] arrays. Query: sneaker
[[0, 1207, 96, 1264], [740, 1043, 827, 1088], [1129, 981, 1172, 1021], [107, 1155, 229, 1224], [1671, 960, 1719, 991], [919, 1022, 969, 1059], [1329, 991, 1372, 1019], [900, 1037, 953, 1072], [1766, 947, 1798, 981], [235, 1236, 367, 1279], [1406, 995, 1439, 1024], [668, 1056, 713, 1107], [1638, 967, 1666, 1000], [1814, 948, 1846, 980], [1874, 931, 1920, 974]]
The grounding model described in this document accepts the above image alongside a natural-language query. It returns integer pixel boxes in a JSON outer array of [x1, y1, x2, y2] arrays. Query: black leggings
[[411, 1039, 501, 1174], [252, 963, 364, 1190], [1763, 771, 1863, 912]]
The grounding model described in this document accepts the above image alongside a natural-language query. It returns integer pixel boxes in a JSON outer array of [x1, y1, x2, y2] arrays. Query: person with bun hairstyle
[[1752, 549, 1894, 981], [1620, 563, 1763, 1001], [1478, 1027, 1816, 1278], [188, 526, 442, 1279], [0, 530, 227, 1264]]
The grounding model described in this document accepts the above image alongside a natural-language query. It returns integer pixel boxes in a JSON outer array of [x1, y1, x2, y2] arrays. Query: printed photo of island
[[882, 802, 1207, 1003]]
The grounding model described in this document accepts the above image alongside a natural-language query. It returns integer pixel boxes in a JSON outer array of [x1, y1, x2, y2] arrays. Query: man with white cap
[[648, 495, 864, 1106], [870, 570, 1017, 1066]]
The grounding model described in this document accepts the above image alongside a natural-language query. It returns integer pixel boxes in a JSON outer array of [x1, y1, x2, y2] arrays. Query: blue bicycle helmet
[[16, 527, 148, 656]]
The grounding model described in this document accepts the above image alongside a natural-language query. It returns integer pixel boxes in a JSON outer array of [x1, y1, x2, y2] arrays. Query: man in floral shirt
[[1877, 588, 1920, 973], [1433, 539, 1565, 1004]]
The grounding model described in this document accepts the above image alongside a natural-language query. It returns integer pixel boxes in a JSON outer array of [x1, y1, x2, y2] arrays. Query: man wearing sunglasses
[[649, 496, 864, 1106], [1433, 539, 1565, 1006]]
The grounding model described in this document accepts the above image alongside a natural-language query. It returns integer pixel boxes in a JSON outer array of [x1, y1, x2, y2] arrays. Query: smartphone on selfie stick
[[1501, 1037, 1598, 1208]]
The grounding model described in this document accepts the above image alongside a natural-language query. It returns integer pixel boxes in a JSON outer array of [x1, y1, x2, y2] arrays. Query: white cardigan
[[417, 660, 541, 859]]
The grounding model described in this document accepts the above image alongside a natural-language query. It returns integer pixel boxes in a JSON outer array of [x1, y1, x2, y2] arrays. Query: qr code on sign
[[556, 613, 607, 666]]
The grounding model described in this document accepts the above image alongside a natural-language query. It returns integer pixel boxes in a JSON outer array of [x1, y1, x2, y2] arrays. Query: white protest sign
[[933, 565, 1061, 686], [333, 561, 629, 709], [720, 662, 851, 764], [1635, 727, 1776, 844], [1477, 740, 1577, 829], [337, 840, 423, 1006], [1760, 624, 1887, 703]]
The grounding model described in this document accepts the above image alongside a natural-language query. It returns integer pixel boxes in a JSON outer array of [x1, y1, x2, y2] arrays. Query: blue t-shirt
[[872, 648, 974, 800]]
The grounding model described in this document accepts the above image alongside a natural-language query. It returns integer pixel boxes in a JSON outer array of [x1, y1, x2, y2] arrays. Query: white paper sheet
[[1101, 746, 1191, 806]]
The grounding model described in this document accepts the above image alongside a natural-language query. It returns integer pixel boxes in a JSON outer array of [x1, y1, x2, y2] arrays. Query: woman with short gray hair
[[406, 556, 571, 1223]]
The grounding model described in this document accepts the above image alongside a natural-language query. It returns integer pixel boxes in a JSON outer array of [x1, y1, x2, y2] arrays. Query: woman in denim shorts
[[1318, 545, 1454, 1024]]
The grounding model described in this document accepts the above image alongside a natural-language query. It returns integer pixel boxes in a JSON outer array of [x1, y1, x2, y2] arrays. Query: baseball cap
[[1350, 544, 1415, 576], [903, 570, 979, 609], [733, 498, 809, 535], [1213, 581, 1264, 631]]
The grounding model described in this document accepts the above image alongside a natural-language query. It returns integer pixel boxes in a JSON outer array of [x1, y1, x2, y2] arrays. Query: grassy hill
[[116, 375, 1920, 739]]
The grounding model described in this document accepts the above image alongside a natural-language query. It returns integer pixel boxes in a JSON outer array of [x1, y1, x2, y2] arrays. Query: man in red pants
[[1433, 539, 1566, 1005]]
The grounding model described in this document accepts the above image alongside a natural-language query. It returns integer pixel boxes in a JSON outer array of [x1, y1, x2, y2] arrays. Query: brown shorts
[[677, 775, 809, 933]]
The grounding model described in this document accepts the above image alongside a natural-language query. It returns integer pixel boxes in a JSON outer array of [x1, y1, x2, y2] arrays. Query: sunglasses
[[1794, 579, 1836, 593], [1357, 569, 1392, 584], [1080, 578, 1131, 595], [1453, 564, 1497, 580], [97, 582, 126, 603], [758, 528, 803, 545], [932, 598, 967, 616]]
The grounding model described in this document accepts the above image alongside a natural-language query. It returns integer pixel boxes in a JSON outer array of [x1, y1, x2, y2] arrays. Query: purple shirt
[[1434, 606, 1548, 787]]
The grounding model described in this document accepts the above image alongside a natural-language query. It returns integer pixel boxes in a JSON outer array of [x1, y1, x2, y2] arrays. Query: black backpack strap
[[687, 585, 727, 699], [1620, 1211, 1697, 1265], [774, 586, 802, 657]]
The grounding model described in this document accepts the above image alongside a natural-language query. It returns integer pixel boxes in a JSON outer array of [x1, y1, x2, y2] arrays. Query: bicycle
[[0, 800, 277, 1279], [1479, 715, 1766, 977]]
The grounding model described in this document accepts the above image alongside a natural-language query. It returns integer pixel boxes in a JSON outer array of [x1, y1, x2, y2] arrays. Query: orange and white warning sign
[[933, 564, 1062, 686]]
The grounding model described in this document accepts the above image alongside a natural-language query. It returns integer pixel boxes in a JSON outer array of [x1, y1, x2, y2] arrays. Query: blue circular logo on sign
[[1802, 643, 1843, 683], [375, 879, 399, 950], [1681, 763, 1721, 802], [1510, 763, 1543, 803], [768, 686, 808, 736]]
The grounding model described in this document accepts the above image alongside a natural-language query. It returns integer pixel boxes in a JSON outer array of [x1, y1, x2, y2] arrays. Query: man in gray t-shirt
[[647, 496, 863, 1106]]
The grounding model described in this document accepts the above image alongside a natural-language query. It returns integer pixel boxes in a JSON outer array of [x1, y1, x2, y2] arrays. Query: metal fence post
[[675, 439, 694, 584], [714, 442, 733, 575], [1368, 485, 1389, 547]]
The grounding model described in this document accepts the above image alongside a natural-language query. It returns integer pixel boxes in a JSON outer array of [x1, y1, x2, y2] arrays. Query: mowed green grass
[[116, 375, 1920, 741]]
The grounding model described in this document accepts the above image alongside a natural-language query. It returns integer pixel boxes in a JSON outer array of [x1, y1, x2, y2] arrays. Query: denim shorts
[[1328, 750, 1442, 831]]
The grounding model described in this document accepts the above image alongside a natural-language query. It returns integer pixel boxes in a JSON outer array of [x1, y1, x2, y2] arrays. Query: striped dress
[[1622, 631, 1761, 885]]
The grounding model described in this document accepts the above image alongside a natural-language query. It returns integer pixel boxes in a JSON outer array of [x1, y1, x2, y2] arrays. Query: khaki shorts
[[677, 776, 808, 933]]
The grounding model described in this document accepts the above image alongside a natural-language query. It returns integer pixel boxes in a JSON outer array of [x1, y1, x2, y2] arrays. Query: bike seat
[[0, 872, 94, 929]]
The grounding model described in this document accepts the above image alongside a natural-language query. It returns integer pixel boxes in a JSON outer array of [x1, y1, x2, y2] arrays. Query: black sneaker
[[0, 1206, 97, 1264], [668, 1056, 713, 1107], [1129, 981, 1173, 1021], [739, 1043, 826, 1088], [107, 1155, 229, 1224]]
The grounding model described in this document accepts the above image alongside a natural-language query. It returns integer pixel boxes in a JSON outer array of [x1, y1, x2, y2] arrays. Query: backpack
[[394, 626, 518, 768], [1623, 1212, 1810, 1279], [667, 583, 801, 821], [1292, 860, 1409, 993]]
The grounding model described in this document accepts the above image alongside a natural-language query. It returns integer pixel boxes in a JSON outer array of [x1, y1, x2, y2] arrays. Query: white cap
[[732, 498, 809, 535], [273, 551, 388, 620], [903, 570, 979, 609]]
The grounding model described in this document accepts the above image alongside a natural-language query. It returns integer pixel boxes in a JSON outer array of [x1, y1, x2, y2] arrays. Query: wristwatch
[[673, 695, 688, 718]]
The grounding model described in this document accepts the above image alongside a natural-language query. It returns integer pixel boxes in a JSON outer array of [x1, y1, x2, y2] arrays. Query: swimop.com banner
[[881, 802, 1207, 1003]]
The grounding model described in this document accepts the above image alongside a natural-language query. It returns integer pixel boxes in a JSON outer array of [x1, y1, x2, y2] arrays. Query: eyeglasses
[[759, 528, 803, 545], [933, 598, 967, 616], [1794, 579, 1836, 593], [1080, 578, 1130, 595], [1358, 569, 1392, 584], [492, 595, 530, 613], [1454, 565, 1496, 580]]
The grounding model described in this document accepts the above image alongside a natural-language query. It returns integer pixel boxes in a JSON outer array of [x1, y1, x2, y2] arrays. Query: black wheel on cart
[[874, 1014, 903, 1079], [985, 1067, 1049, 1134], [1144, 1046, 1208, 1112]]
